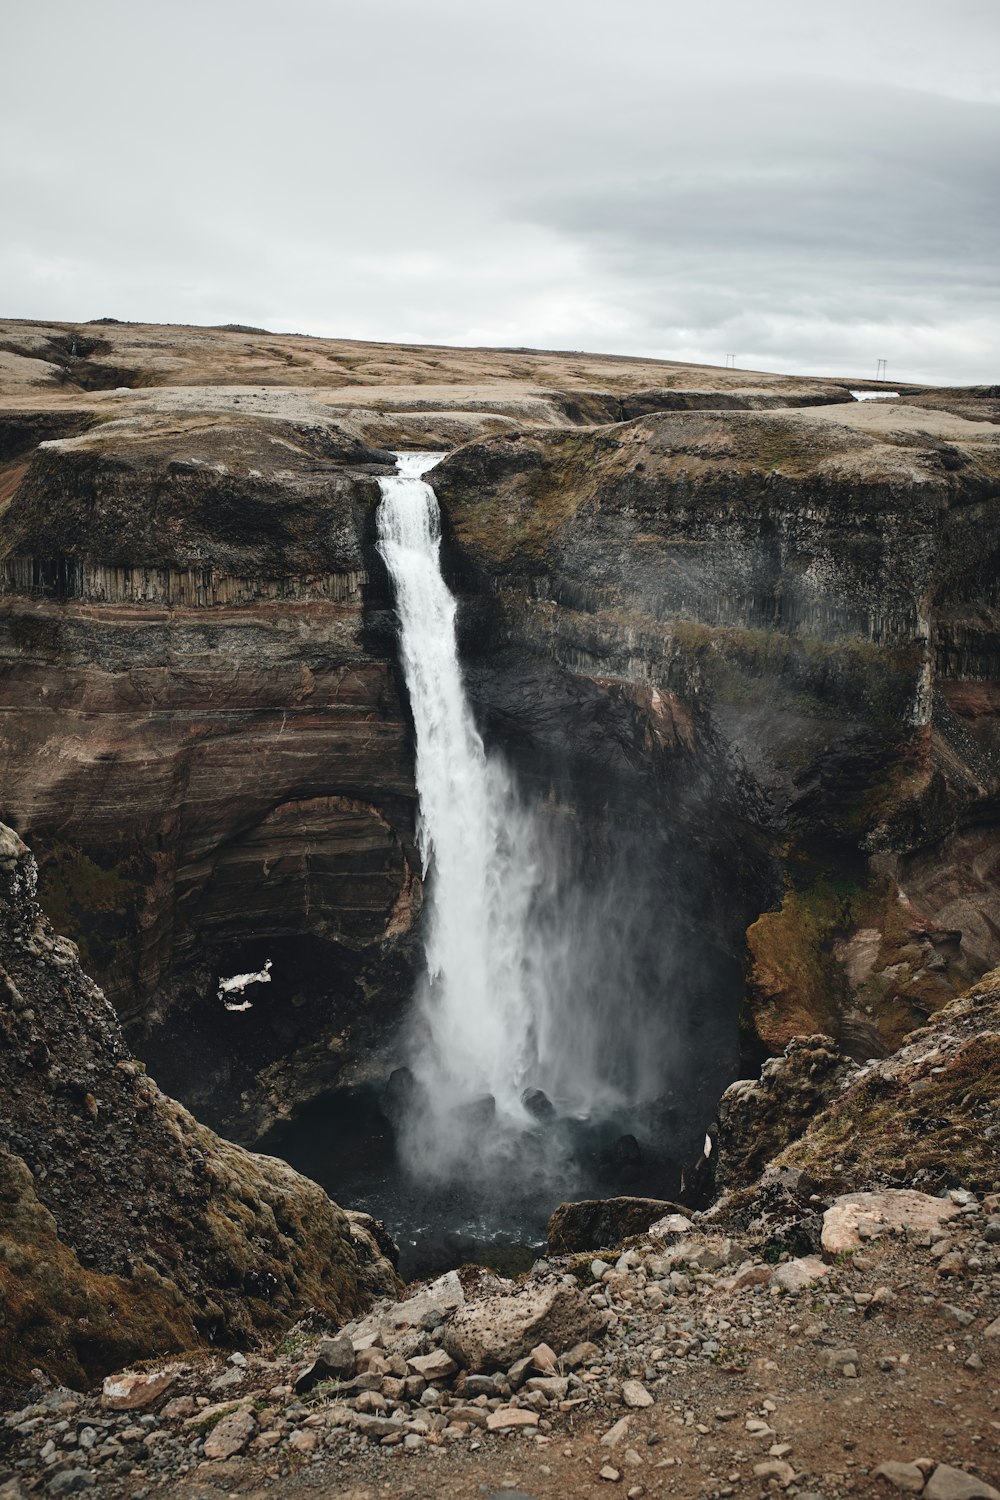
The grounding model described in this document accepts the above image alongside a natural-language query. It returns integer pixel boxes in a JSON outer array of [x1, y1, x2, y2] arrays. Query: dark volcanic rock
[[0, 822, 399, 1399], [434, 406, 1000, 1058], [547, 1196, 688, 1255], [715, 1034, 860, 1192]]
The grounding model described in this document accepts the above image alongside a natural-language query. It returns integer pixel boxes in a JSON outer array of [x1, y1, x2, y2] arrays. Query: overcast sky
[[3, 0, 998, 384]]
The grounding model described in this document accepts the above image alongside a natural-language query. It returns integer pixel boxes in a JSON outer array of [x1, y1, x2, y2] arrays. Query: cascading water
[[376, 453, 662, 1188], [264, 453, 742, 1273]]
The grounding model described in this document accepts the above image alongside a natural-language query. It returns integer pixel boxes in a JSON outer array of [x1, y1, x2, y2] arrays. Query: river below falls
[[263, 1085, 692, 1280]]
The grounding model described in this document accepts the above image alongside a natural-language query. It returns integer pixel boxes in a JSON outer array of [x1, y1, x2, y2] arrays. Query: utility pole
[[876, 358, 887, 381]]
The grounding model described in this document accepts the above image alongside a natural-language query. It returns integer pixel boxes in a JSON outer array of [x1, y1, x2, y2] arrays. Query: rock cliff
[[0, 392, 420, 1140], [1, 317, 997, 1148], [0, 822, 398, 1399], [432, 401, 1000, 1059]]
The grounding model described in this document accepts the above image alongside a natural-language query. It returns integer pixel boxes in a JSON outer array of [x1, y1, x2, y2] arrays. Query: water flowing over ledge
[[375, 453, 672, 1189]]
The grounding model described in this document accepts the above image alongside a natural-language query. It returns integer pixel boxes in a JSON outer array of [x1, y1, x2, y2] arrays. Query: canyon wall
[[433, 399, 1000, 1061], [1, 319, 997, 1156], [0, 406, 422, 1141], [0, 821, 398, 1397]]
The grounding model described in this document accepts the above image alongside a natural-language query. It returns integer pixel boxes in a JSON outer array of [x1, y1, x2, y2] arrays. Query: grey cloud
[[1, 0, 998, 382]]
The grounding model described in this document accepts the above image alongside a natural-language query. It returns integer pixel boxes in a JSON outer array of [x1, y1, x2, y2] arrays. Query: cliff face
[[1, 318, 997, 1148], [0, 400, 421, 1141], [433, 402, 1000, 1059], [0, 822, 398, 1398]]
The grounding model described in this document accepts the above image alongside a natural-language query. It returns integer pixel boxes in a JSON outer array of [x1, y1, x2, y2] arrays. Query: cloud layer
[[2, 0, 997, 383]]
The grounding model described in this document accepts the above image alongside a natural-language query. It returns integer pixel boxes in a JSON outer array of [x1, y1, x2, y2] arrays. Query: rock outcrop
[[0, 822, 398, 1399], [715, 1035, 860, 1192], [546, 1196, 687, 1255]]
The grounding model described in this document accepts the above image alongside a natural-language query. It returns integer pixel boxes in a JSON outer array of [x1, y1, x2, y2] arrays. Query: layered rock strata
[[0, 406, 420, 1139]]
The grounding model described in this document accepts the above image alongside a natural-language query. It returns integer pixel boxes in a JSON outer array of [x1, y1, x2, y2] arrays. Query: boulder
[[547, 1197, 687, 1255], [822, 1190, 961, 1256], [443, 1284, 608, 1372], [521, 1087, 556, 1121], [406, 1350, 458, 1380], [923, 1465, 1000, 1500], [770, 1256, 831, 1293], [203, 1407, 256, 1460]]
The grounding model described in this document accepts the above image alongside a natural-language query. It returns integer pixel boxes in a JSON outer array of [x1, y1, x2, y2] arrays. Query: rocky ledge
[[3, 1174, 997, 1498], [3, 949, 997, 1497]]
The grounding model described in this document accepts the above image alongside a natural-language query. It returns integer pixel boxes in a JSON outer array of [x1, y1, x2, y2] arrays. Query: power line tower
[[876, 358, 887, 381], [725, 353, 736, 369]]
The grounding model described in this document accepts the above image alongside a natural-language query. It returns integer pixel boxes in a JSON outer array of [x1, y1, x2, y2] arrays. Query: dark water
[[262, 1082, 706, 1280]]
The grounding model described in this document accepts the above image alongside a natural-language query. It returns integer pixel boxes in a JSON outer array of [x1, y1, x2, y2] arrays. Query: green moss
[[747, 876, 869, 1048], [36, 841, 143, 982], [777, 1030, 1000, 1193]]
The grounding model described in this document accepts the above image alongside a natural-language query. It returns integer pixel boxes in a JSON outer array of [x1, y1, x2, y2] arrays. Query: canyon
[[0, 319, 995, 1500], [0, 318, 998, 1361]]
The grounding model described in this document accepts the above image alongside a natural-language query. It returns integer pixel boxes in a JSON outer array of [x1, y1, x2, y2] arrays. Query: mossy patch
[[746, 877, 868, 1049], [36, 841, 144, 984], [776, 1029, 1000, 1195]]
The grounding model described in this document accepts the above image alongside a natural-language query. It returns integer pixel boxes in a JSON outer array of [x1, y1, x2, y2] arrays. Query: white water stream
[[377, 454, 549, 1172], [376, 452, 683, 1184]]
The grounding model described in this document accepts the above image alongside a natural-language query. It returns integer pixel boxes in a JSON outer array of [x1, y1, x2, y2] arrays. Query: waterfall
[[376, 452, 678, 1185]]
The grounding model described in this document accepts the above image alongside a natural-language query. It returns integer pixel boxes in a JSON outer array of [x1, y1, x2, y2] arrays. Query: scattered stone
[[406, 1349, 458, 1380], [600, 1466, 622, 1482], [821, 1346, 861, 1376], [287, 1429, 318, 1454], [530, 1342, 558, 1373], [100, 1370, 176, 1412], [753, 1459, 796, 1488], [601, 1417, 632, 1447], [203, 1408, 256, 1460], [48, 1473, 94, 1497], [563, 1340, 601, 1367], [648, 1213, 694, 1237], [621, 1381, 654, 1409], [682, 1236, 733, 1270], [486, 1407, 540, 1431], [161, 1396, 197, 1419], [316, 1331, 357, 1378], [771, 1255, 831, 1293]]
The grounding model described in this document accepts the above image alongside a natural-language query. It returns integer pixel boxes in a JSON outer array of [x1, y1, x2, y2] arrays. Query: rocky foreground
[[3, 1178, 998, 1500]]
